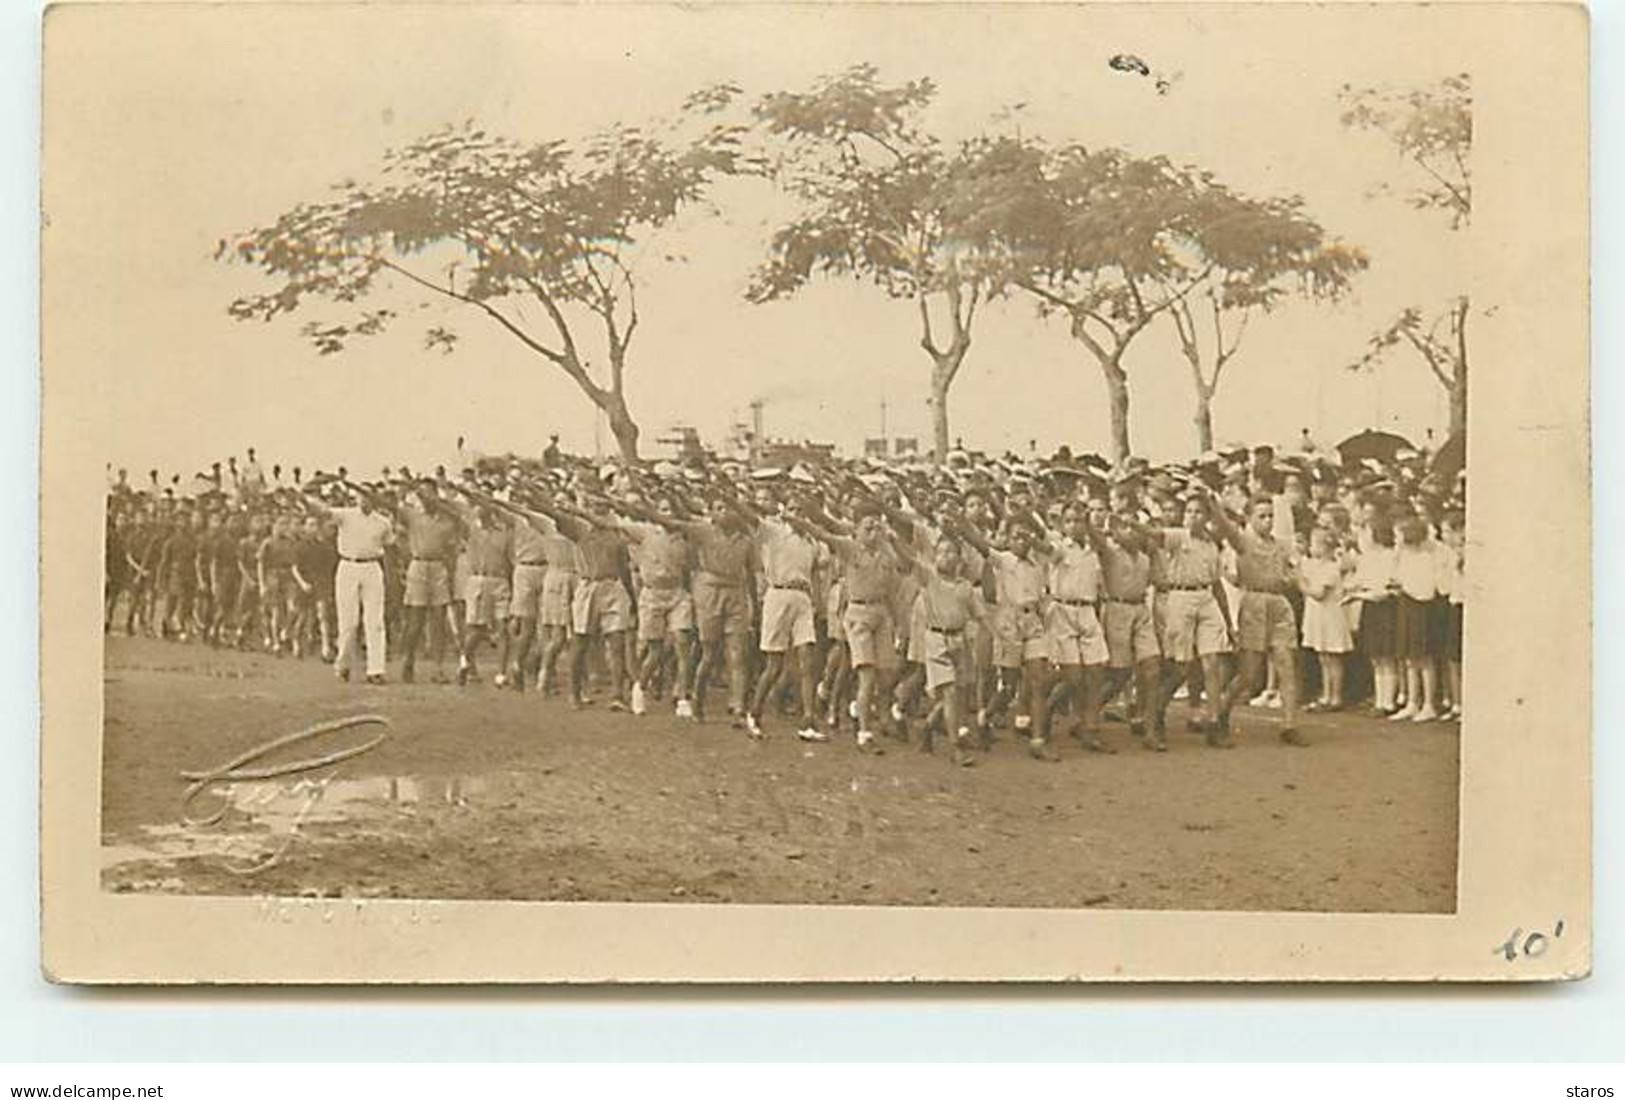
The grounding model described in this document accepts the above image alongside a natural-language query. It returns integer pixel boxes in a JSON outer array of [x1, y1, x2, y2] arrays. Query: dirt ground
[[100, 635, 1459, 911]]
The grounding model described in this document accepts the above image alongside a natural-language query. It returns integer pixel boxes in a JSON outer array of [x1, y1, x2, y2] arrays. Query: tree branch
[[1454, 296, 1469, 381], [959, 280, 980, 340], [1124, 273, 1149, 323], [1413, 153, 1470, 217], [1068, 307, 1115, 366], [1401, 327, 1453, 391], [853, 127, 907, 164], [377, 257, 570, 368], [1170, 299, 1205, 392], [917, 293, 941, 357], [1210, 304, 1249, 392], [520, 276, 583, 368]]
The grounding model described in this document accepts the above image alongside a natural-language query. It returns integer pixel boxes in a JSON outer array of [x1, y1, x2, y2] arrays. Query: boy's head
[[1247, 495, 1275, 536]]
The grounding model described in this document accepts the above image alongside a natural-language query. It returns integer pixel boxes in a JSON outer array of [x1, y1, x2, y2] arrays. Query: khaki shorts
[[638, 583, 696, 641], [1102, 598, 1160, 667], [923, 627, 971, 692], [464, 574, 511, 627], [906, 597, 929, 663], [1047, 600, 1109, 667], [694, 577, 750, 642], [404, 559, 452, 608], [825, 581, 847, 643], [1162, 587, 1231, 661], [993, 602, 1050, 668], [843, 600, 899, 670], [509, 563, 547, 620], [571, 578, 632, 636], [759, 586, 817, 652], [1236, 590, 1297, 653], [451, 553, 471, 604], [540, 568, 575, 628]]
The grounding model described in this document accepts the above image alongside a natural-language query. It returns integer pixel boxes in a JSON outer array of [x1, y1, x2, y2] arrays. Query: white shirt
[[333, 507, 393, 560], [1394, 542, 1440, 601]]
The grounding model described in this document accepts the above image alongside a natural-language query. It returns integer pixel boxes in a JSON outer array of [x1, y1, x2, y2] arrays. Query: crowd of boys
[[103, 437, 1467, 766]]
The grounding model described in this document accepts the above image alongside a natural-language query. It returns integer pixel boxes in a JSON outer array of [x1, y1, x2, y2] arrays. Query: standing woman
[[1351, 515, 1400, 714], [1391, 514, 1442, 722], [1437, 510, 1467, 720], [1297, 527, 1355, 711]]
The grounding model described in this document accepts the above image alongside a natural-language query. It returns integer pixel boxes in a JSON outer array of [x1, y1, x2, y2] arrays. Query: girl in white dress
[[1297, 527, 1355, 710]]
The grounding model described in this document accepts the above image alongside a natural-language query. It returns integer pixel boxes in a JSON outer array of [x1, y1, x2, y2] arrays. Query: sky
[[44, 3, 1470, 478]]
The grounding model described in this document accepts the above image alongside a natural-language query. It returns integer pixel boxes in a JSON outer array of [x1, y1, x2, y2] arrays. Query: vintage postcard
[[40, 1, 1589, 982]]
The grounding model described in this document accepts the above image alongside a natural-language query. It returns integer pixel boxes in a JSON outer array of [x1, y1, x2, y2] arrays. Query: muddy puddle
[[103, 772, 515, 883]]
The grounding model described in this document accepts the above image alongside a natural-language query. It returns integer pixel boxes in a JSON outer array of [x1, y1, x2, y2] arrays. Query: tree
[[1165, 188, 1367, 452], [220, 93, 753, 462], [997, 145, 1250, 461], [1351, 298, 1470, 439], [749, 65, 1030, 463], [1341, 74, 1471, 437]]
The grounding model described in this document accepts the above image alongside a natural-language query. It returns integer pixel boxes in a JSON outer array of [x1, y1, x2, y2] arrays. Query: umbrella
[[1431, 431, 1466, 482], [1336, 429, 1414, 467]]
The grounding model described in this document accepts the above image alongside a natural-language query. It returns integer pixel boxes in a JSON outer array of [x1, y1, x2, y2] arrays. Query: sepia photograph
[[40, 2, 1589, 983]]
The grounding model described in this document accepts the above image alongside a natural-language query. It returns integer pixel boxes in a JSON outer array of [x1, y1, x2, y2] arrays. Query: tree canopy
[[221, 92, 756, 460], [1341, 74, 1472, 437], [748, 65, 1038, 461], [991, 143, 1364, 458], [1340, 73, 1471, 228]]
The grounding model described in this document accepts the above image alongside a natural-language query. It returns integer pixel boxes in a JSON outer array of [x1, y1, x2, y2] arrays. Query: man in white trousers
[[322, 479, 394, 685]]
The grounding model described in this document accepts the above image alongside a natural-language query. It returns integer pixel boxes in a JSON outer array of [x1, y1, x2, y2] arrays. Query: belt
[[580, 574, 619, 583], [771, 582, 810, 592], [846, 597, 884, 605], [1104, 596, 1145, 604], [1165, 583, 1211, 591], [340, 555, 381, 564], [1057, 597, 1096, 607], [516, 559, 547, 567], [928, 625, 964, 635]]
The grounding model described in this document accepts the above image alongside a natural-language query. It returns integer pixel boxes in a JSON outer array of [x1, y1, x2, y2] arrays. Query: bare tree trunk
[[927, 348, 967, 465], [604, 399, 641, 463], [1449, 372, 1466, 439], [1104, 360, 1132, 462], [1450, 300, 1468, 438], [1194, 387, 1215, 454], [918, 287, 974, 466], [598, 340, 642, 463], [929, 374, 952, 465]]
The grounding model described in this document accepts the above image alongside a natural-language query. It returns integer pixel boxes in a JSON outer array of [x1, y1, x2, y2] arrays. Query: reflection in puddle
[[103, 773, 503, 877]]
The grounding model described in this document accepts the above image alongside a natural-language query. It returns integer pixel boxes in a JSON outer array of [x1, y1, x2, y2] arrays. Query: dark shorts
[[1441, 601, 1463, 662], [1394, 595, 1434, 659], [1360, 599, 1397, 659]]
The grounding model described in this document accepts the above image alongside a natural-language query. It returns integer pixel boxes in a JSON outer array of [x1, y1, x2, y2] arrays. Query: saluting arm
[[1202, 492, 1245, 551], [944, 515, 992, 559], [525, 494, 595, 543]]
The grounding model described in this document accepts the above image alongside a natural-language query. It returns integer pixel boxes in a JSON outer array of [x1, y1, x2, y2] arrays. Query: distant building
[[758, 440, 836, 468], [656, 425, 707, 463]]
